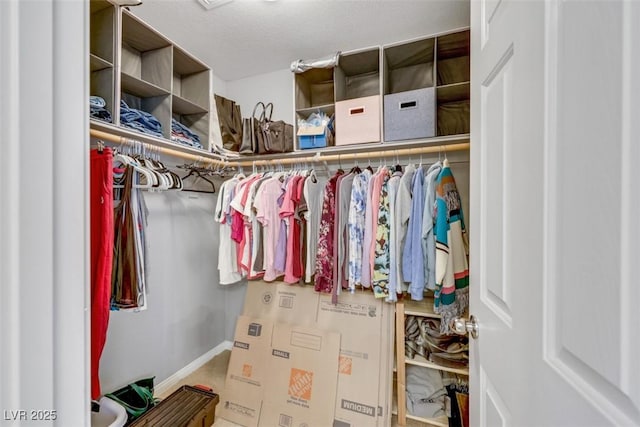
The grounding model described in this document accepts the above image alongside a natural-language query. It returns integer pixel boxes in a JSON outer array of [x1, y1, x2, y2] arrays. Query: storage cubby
[[90, 0, 115, 122], [173, 113, 209, 149], [383, 37, 435, 95], [92, 8, 212, 149], [436, 81, 470, 136], [335, 48, 380, 101], [121, 11, 172, 94], [435, 30, 470, 137], [335, 48, 381, 145], [295, 67, 335, 112], [90, 0, 114, 67], [173, 47, 210, 113], [436, 30, 470, 86], [120, 92, 171, 139], [383, 37, 437, 142]]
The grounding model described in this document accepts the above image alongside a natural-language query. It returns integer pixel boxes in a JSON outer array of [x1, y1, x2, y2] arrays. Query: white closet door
[[0, 1, 89, 426], [470, 0, 640, 425]]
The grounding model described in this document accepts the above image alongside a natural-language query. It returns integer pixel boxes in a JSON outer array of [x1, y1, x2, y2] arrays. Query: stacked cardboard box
[[220, 281, 394, 427]]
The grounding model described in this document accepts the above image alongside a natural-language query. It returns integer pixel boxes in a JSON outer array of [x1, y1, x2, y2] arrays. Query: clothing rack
[[90, 127, 470, 169]]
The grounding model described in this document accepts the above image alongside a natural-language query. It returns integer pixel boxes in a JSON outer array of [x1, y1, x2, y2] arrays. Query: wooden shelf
[[296, 104, 336, 117], [90, 54, 112, 72], [406, 414, 449, 427], [436, 81, 470, 104], [174, 47, 209, 76], [403, 296, 441, 318], [172, 95, 208, 116], [405, 353, 469, 376], [121, 10, 171, 53], [121, 72, 170, 98]]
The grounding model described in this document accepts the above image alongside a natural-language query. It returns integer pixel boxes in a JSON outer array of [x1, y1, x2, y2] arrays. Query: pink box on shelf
[[335, 95, 380, 145]]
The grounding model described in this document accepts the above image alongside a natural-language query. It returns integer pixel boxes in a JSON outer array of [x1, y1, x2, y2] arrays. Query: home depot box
[[243, 281, 393, 427], [242, 281, 320, 324], [316, 293, 384, 426], [218, 316, 274, 427], [260, 323, 341, 427]]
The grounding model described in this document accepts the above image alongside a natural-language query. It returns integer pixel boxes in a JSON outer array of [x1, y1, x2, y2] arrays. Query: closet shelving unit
[[394, 297, 469, 427], [90, 0, 212, 151], [292, 28, 470, 152]]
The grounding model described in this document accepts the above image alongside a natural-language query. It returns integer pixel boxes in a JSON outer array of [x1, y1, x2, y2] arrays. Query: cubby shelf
[[293, 28, 470, 151], [90, 54, 112, 72], [90, 1, 212, 151], [121, 72, 171, 98]]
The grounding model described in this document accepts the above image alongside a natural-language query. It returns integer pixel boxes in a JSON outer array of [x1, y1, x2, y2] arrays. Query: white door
[[469, 0, 640, 425]]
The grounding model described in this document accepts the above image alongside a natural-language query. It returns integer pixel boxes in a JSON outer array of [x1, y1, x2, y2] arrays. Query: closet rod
[[90, 128, 230, 167], [233, 142, 471, 167], [90, 127, 470, 168]]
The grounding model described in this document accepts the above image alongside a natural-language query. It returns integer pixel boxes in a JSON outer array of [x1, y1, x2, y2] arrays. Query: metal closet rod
[[90, 128, 470, 168]]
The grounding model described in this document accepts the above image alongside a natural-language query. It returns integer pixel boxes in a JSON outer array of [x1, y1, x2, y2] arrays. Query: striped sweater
[[433, 163, 469, 334]]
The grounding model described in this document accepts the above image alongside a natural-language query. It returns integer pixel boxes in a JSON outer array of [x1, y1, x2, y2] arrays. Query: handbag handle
[[264, 102, 273, 122], [252, 102, 266, 120]]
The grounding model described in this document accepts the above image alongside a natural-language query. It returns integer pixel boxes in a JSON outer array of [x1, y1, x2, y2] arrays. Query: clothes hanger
[[442, 145, 449, 167], [394, 150, 402, 173], [113, 146, 154, 189], [181, 163, 216, 194], [349, 156, 361, 174]]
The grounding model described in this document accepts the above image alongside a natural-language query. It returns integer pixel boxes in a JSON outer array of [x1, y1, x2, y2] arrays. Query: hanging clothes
[[333, 171, 355, 302], [360, 170, 378, 288], [111, 162, 149, 311], [347, 169, 372, 290], [90, 147, 113, 400], [422, 162, 443, 291], [372, 171, 391, 298], [386, 167, 403, 302], [280, 175, 305, 283], [404, 166, 425, 300], [302, 172, 327, 284], [215, 178, 244, 284], [314, 170, 343, 293], [394, 163, 415, 293], [434, 163, 469, 333], [255, 175, 286, 281]]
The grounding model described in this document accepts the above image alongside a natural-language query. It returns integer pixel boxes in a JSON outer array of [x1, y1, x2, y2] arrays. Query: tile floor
[[157, 350, 426, 427]]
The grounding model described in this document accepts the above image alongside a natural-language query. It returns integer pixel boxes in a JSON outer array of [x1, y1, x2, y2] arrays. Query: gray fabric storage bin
[[384, 87, 435, 141]]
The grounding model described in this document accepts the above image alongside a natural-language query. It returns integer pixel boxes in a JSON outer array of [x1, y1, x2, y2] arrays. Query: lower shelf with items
[[395, 296, 469, 426]]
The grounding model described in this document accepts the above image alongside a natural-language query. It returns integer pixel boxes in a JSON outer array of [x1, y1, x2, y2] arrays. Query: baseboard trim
[[155, 340, 232, 397]]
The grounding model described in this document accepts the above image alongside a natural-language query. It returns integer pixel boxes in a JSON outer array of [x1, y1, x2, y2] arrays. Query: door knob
[[452, 315, 479, 339]]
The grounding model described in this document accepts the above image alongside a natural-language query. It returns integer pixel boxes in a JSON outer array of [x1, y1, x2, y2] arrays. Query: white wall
[[226, 68, 294, 123], [100, 191, 247, 392]]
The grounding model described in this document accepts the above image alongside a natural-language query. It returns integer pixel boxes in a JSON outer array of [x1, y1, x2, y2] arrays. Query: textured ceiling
[[131, 0, 470, 81]]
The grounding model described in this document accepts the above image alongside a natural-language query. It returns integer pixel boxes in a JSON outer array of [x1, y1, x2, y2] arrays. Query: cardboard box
[[219, 316, 274, 427], [242, 282, 394, 427], [242, 281, 320, 325], [260, 323, 341, 427]]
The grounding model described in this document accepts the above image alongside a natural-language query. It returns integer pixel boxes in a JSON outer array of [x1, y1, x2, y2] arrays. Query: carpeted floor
[[158, 349, 425, 427]]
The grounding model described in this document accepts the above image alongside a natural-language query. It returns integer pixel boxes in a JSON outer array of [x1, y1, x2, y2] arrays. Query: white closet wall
[[99, 191, 247, 392], [226, 68, 293, 122]]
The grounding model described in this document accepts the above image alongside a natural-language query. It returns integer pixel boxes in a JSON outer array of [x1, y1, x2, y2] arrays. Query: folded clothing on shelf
[[405, 365, 446, 419], [90, 96, 112, 123], [171, 119, 202, 150], [120, 100, 163, 138], [404, 316, 469, 368]]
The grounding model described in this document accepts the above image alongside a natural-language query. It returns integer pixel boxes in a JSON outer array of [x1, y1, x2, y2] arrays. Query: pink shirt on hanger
[[255, 177, 285, 281]]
